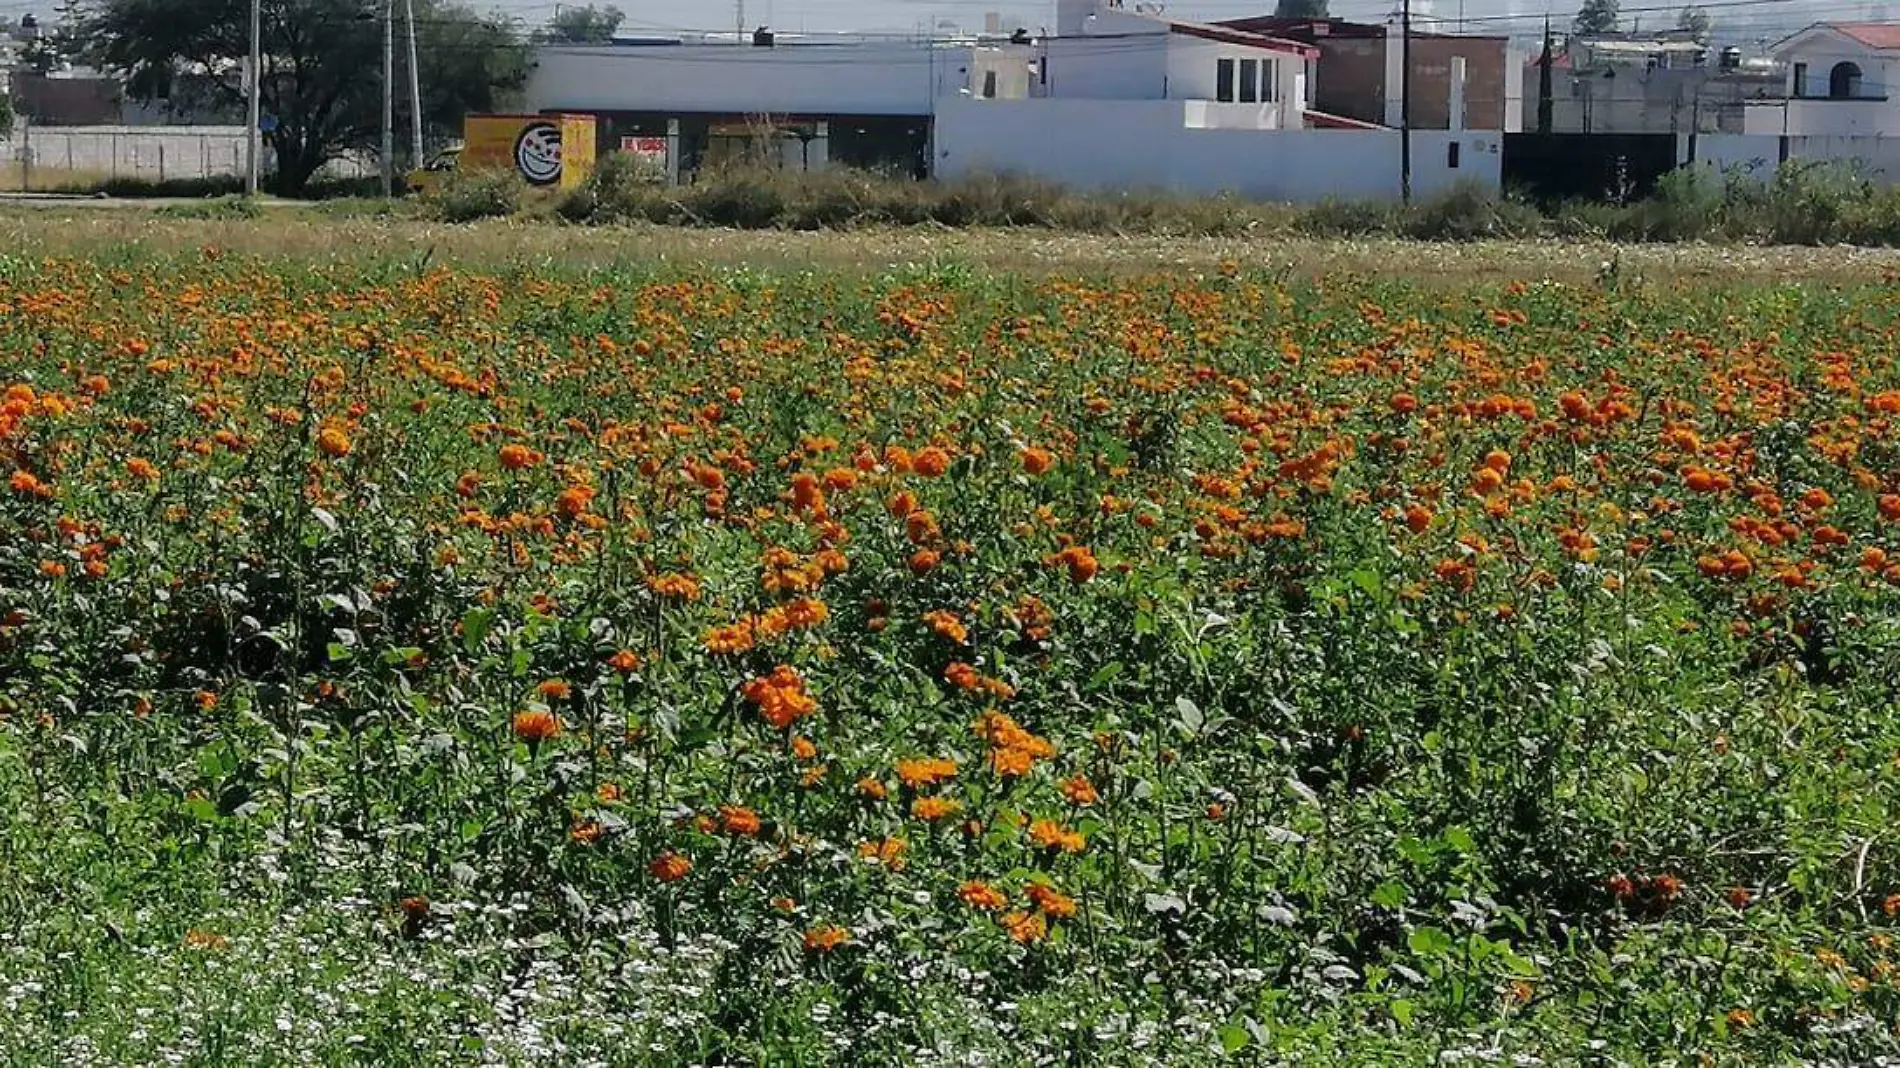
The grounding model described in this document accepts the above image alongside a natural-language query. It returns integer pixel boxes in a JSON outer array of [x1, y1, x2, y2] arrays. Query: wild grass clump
[[426, 168, 523, 222]]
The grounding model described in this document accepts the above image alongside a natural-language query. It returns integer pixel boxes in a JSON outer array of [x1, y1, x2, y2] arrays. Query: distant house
[[1747, 23, 1900, 135], [526, 0, 1319, 180], [1217, 16, 1519, 131], [1527, 30, 1782, 134]]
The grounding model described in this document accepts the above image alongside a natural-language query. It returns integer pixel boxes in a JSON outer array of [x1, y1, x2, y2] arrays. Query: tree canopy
[[1574, 0, 1618, 35], [82, 0, 530, 191], [538, 4, 624, 44], [1676, 5, 1712, 42], [1273, 0, 1329, 18]]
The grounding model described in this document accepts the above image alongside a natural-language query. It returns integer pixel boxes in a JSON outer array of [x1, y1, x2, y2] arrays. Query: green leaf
[[1390, 998, 1416, 1027], [327, 642, 353, 663], [461, 608, 495, 654], [1218, 1023, 1251, 1054], [1088, 662, 1124, 687], [1371, 880, 1408, 910], [1173, 695, 1205, 737], [1407, 926, 1452, 957]]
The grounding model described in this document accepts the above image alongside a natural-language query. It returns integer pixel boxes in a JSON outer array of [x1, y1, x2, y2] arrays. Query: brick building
[[1218, 17, 1520, 130]]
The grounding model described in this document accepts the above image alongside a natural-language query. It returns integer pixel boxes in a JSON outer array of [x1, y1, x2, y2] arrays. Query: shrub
[[1298, 197, 1401, 238], [1401, 181, 1543, 241], [426, 169, 523, 223]]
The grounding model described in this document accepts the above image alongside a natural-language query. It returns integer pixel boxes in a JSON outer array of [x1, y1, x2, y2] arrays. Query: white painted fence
[[933, 98, 1501, 202], [1681, 133, 1900, 185]]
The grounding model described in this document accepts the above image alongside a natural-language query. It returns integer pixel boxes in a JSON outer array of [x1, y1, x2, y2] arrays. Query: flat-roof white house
[[523, 0, 1497, 201], [524, 0, 1317, 179], [1745, 23, 1900, 135]]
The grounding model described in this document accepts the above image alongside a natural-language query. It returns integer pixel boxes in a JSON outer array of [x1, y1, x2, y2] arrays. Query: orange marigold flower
[[856, 776, 889, 800], [125, 457, 160, 481], [554, 484, 596, 519], [1020, 447, 1056, 476], [1026, 882, 1078, 919], [1044, 545, 1099, 584], [803, 923, 850, 953], [789, 471, 827, 515], [1028, 817, 1085, 854], [607, 649, 642, 673], [895, 757, 959, 790], [569, 818, 603, 845], [498, 442, 541, 471], [1061, 775, 1099, 806], [649, 851, 692, 882], [1001, 910, 1048, 944], [719, 805, 762, 837], [856, 837, 907, 870], [317, 426, 352, 458], [908, 548, 942, 575], [912, 795, 962, 821], [536, 679, 572, 701], [742, 665, 817, 730], [512, 709, 561, 744], [791, 735, 818, 761], [1727, 887, 1753, 910], [958, 880, 1009, 911], [923, 609, 968, 644], [913, 446, 951, 477], [1403, 504, 1433, 534], [703, 618, 757, 655], [990, 747, 1035, 778]]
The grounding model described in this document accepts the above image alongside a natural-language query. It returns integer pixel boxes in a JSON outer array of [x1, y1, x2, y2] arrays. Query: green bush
[[1401, 181, 1543, 241], [426, 169, 523, 223], [1299, 197, 1401, 237]]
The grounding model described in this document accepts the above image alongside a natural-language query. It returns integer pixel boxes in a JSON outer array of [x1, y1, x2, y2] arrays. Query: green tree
[[82, 0, 530, 192], [539, 4, 624, 43], [1574, 0, 1618, 34], [1273, 0, 1329, 17], [1676, 5, 1712, 42]]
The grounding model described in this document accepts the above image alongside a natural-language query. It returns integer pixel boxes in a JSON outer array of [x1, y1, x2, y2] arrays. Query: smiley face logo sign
[[514, 122, 563, 185]]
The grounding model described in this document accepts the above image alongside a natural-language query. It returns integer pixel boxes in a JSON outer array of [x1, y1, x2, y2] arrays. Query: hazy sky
[[489, 0, 1884, 42]]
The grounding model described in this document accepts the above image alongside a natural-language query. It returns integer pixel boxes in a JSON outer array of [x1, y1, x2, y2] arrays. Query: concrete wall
[[1683, 132, 1900, 184], [529, 43, 1025, 117], [933, 97, 1500, 201], [1745, 98, 1900, 136], [1043, 35, 1169, 99], [0, 125, 259, 182]]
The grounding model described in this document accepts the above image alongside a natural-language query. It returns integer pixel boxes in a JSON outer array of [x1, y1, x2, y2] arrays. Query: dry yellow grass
[[0, 209, 1894, 283]]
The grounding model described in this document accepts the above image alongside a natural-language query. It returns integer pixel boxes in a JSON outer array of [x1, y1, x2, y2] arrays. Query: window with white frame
[[1217, 55, 1280, 104]]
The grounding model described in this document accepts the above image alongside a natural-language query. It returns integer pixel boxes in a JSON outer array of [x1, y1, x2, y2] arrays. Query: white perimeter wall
[[0, 125, 262, 180], [1683, 132, 1900, 185], [530, 44, 997, 116], [934, 98, 1500, 202]]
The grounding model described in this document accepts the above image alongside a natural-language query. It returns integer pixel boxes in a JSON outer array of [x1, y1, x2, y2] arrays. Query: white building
[[1042, 0, 1312, 128], [1745, 22, 1900, 135], [524, 0, 1498, 201]]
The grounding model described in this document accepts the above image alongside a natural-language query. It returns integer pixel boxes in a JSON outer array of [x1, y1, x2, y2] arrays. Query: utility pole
[[737, 0, 745, 41], [381, 0, 394, 196], [405, 0, 423, 168], [1400, 0, 1412, 204], [246, 0, 260, 195]]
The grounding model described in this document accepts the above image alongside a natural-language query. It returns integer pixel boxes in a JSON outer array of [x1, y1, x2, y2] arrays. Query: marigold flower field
[[2, 249, 1898, 1064]]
